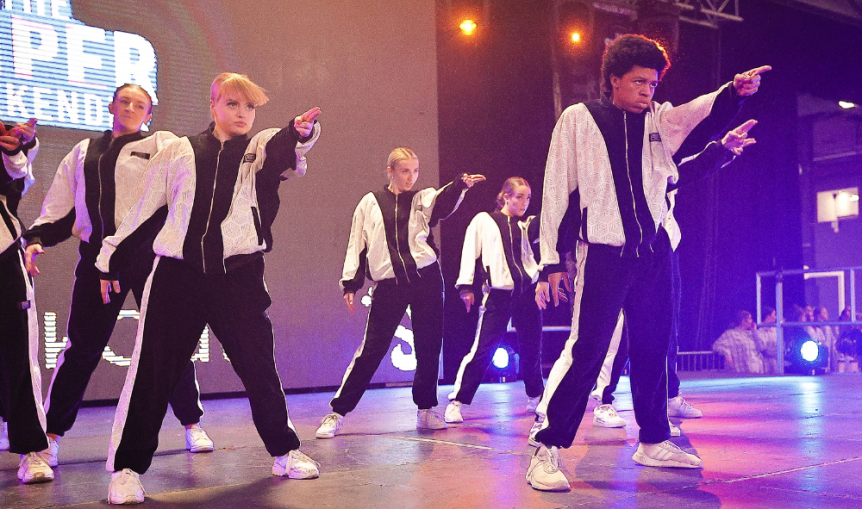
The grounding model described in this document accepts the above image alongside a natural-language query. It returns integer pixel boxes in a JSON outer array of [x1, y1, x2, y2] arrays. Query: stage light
[[800, 340, 819, 362], [460, 19, 477, 35], [839, 101, 857, 109], [570, 31, 581, 44], [492, 347, 510, 369]]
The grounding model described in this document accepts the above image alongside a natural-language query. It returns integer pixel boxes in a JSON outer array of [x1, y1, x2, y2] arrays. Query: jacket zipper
[[623, 111, 643, 256], [201, 142, 224, 274], [508, 217, 526, 292], [394, 194, 411, 283], [96, 140, 113, 242]]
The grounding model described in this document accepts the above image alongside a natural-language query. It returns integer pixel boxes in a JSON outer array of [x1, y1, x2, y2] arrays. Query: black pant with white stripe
[[535, 229, 673, 448], [449, 286, 544, 405], [109, 255, 298, 474], [0, 243, 49, 454], [330, 263, 444, 415], [44, 242, 203, 438]]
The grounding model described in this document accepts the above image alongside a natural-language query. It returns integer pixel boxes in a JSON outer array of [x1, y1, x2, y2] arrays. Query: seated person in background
[[813, 306, 837, 371], [756, 306, 778, 374], [712, 310, 764, 374]]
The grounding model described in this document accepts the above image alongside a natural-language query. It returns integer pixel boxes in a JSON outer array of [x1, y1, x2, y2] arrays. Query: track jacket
[[456, 210, 540, 294], [25, 131, 178, 249], [1, 133, 37, 252], [340, 177, 469, 293], [539, 83, 743, 265], [96, 121, 320, 277]]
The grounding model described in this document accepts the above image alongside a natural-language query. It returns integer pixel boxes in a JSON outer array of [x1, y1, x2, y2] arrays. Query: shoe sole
[[525, 472, 570, 492], [593, 418, 625, 428], [632, 451, 702, 468], [315, 431, 338, 439], [444, 417, 463, 423], [21, 473, 54, 484], [668, 412, 703, 418], [416, 425, 448, 430], [108, 495, 145, 504], [188, 445, 214, 453]]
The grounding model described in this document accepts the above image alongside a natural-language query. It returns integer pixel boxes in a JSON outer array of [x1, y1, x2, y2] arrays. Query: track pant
[[594, 248, 683, 404], [449, 285, 544, 405], [534, 229, 673, 448], [330, 263, 444, 415], [108, 255, 298, 474], [45, 242, 203, 437], [0, 243, 48, 454]]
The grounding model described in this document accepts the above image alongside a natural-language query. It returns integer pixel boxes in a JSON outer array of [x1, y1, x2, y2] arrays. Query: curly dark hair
[[600, 34, 671, 94]]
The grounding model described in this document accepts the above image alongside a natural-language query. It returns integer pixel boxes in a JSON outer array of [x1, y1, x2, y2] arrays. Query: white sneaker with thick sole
[[632, 440, 703, 468], [525, 396, 541, 414], [444, 401, 463, 423], [526, 445, 570, 491], [273, 449, 320, 479], [42, 436, 60, 467], [668, 396, 703, 418], [17, 452, 54, 484], [0, 422, 9, 451], [593, 404, 626, 428], [528, 420, 544, 447], [108, 468, 145, 504], [315, 413, 344, 439], [417, 409, 448, 430], [185, 425, 214, 453]]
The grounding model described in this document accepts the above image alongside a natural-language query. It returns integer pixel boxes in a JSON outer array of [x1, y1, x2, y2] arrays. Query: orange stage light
[[460, 19, 477, 35]]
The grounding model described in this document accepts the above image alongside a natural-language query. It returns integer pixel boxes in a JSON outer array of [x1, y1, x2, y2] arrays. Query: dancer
[[23, 84, 213, 469], [444, 177, 544, 423], [527, 33, 769, 491], [315, 148, 485, 438], [96, 73, 321, 504], [1, 119, 54, 483]]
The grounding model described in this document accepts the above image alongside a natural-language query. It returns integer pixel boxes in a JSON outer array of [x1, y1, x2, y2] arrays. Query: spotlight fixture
[[839, 101, 857, 109], [484, 345, 519, 383], [492, 347, 510, 369], [460, 19, 478, 35], [784, 331, 828, 374]]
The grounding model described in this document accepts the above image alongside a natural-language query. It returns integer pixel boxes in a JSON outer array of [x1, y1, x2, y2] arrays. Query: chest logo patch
[[130, 152, 151, 160], [649, 133, 662, 143], [243, 153, 257, 163]]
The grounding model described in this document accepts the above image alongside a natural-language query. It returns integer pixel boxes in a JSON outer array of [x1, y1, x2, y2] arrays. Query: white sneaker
[[668, 396, 703, 418], [670, 421, 681, 437], [417, 409, 448, 430], [526, 445, 570, 491], [17, 452, 54, 484], [632, 440, 703, 468], [43, 436, 60, 467], [108, 468, 145, 504], [525, 396, 541, 414], [185, 425, 214, 453], [315, 413, 344, 439], [528, 420, 544, 447], [272, 449, 320, 479], [444, 402, 463, 423], [593, 404, 626, 428], [0, 422, 9, 451]]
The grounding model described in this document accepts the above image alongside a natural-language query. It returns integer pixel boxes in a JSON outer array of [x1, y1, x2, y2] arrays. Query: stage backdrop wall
[[3, 0, 439, 399]]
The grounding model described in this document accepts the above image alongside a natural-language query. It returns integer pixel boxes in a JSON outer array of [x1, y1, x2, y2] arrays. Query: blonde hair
[[210, 73, 269, 106], [496, 177, 530, 209], [386, 147, 418, 170]]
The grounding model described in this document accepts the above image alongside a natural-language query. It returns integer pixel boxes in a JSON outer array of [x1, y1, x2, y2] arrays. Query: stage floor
[[3, 373, 861, 508]]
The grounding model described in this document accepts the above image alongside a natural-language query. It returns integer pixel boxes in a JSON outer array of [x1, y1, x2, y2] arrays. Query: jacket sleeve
[[340, 196, 369, 294], [24, 142, 83, 247], [255, 120, 321, 181], [455, 213, 484, 292], [420, 176, 469, 227], [656, 83, 745, 157], [96, 140, 175, 277], [539, 106, 580, 268], [668, 141, 735, 192]]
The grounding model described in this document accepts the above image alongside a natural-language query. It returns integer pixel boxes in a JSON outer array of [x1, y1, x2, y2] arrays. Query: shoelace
[[291, 450, 321, 468], [321, 414, 339, 427], [543, 448, 562, 473]]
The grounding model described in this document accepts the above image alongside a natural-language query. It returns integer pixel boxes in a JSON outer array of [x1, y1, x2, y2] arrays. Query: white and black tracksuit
[[96, 121, 320, 474], [0, 135, 48, 455], [534, 84, 744, 449], [449, 210, 544, 405], [332, 178, 469, 415], [24, 131, 205, 439]]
